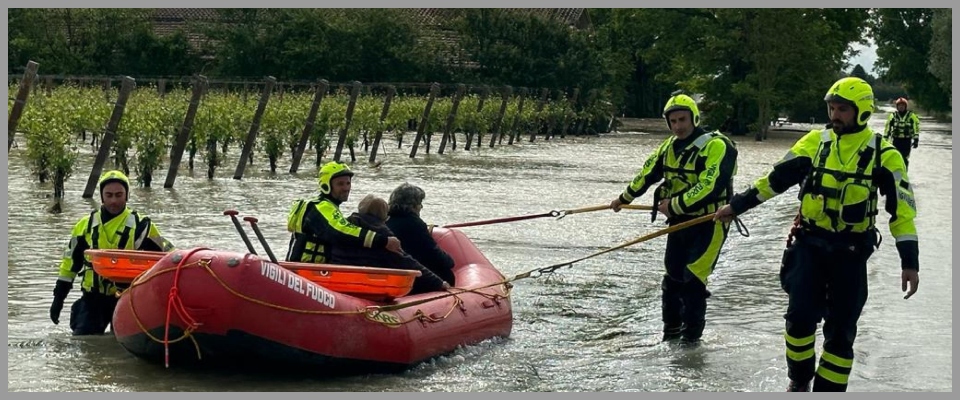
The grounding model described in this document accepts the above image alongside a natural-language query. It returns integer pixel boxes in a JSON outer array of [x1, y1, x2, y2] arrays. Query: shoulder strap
[[854, 134, 880, 178], [87, 210, 99, 249], [814, 129, 833, 169]]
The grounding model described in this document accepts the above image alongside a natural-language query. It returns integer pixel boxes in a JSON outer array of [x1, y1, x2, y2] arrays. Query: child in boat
[[330, 194, 450, 294]]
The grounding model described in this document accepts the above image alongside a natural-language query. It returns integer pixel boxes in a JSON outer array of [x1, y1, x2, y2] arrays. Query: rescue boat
[[103, 227, 513, 373]]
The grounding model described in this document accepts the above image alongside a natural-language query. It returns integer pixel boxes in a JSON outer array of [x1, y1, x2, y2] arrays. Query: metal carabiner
[[551, 209, 566, 220]]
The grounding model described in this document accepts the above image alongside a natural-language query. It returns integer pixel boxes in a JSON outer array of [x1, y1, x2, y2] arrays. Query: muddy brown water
[[6, 113, 952, 391]]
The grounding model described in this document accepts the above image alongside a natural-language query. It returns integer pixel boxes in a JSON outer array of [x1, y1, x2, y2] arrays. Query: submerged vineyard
[[10, 79, 613, 199]]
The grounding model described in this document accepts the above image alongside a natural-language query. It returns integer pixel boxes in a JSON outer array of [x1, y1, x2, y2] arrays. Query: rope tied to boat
[[123, 260, 206, 364], [163, 247, 207, 368]]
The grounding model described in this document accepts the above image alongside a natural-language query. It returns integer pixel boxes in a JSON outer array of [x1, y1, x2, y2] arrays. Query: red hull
[[112, 228, 513, 372]]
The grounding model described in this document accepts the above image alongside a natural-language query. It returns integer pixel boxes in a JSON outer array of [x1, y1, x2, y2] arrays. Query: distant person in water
[[883, 97, 921, 169]]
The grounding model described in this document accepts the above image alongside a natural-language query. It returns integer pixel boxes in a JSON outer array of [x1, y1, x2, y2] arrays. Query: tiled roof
[[151, 8, 220, 21], [402, 8, 588, 28]]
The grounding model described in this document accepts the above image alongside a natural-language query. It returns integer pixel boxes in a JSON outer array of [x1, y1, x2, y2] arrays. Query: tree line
[[8, 8, 953, 140]]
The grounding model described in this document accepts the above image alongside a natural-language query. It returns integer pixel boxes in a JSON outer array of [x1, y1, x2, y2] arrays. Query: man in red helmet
[[883, 97, 921, 168]]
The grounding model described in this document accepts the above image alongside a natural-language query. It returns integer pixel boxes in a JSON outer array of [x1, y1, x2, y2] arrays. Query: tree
[[9, 9, 201, 76], [871, 8, 951, 114], [850, 64, 873, 83], [928, 8, 951, 105]]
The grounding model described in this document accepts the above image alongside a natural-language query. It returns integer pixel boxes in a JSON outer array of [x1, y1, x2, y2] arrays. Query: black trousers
[[780, 229, 874, 392], [891, 137, 913, 167], [69, 291, 119, 336], [661, 219, 728, 341]]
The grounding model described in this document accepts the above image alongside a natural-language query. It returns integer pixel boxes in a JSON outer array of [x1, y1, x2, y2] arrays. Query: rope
[[120, 254, 508, 329], [786, 210, 803, 246], [117, 214, 714, 364], [442, 203, 653, 228], [163, 247, 207, 368], [367, 213, 715, 315], [509, 213, 717, 281]]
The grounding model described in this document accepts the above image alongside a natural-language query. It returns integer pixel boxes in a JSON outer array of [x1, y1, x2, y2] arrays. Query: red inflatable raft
[[108, 227, 513, 373]]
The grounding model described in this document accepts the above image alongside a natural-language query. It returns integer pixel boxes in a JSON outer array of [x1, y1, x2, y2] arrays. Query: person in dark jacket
[[385, 183, 457, 286], [330, 194, 449, 294]]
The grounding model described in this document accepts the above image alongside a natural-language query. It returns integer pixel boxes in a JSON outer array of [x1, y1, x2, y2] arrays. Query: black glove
[[50, 280, 72, 325], [912, 138, 919, 149]]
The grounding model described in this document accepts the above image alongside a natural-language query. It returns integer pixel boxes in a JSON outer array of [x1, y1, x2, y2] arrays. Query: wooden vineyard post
[[164, 75, 208, 188], [8, 60, 39, 151], [82, 76, 136, 199], [438, 84, 466, 154], [508, 87, 529, 145], [333, 81, 362, 162], [530, 88, 549, 143], [233, 76, 277, 180], [290, 79, 329, 173], [466, 85, 489, 151], [489, 85, 512, 148], [369, 85, 396, 164], [409, 83, 441, 159]]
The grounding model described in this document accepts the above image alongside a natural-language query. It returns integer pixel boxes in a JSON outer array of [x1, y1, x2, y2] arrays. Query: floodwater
[[6, 113, 952, 391]]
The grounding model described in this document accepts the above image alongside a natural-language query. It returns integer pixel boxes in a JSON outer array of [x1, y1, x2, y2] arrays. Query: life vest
[[657, 131, 737, 216], [286, 197, 328, 263], [888, 112, 915, 138], [799, 129, 886, 233], [81, 209, 144, 295]]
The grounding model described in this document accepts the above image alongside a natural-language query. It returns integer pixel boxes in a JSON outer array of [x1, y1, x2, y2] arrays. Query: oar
[[223, 210, 258, 255], [442, 203, 655, 228], [243, 216, 279, 264]]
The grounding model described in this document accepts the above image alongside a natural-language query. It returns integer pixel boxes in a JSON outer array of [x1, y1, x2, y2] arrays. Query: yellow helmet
[[317, 161, 354, 195], [824, 77, 874, 125], [662, 94, 700, 128], [97, 170, 130, 194]]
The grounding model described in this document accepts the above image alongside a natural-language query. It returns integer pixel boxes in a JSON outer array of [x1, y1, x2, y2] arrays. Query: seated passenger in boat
[[386, 183, 457, 286], [330, 194, 450, 294]]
